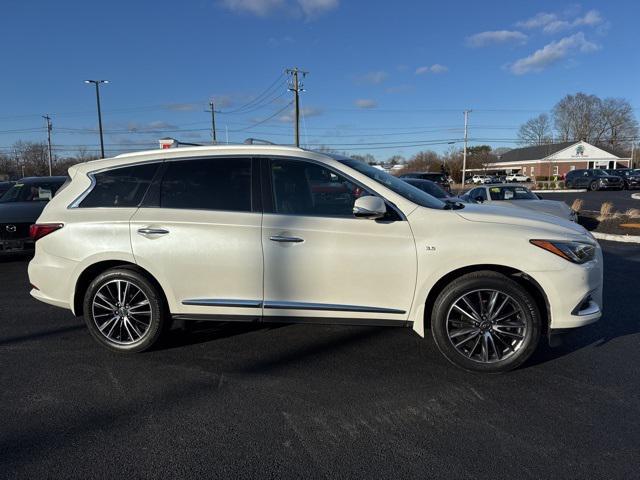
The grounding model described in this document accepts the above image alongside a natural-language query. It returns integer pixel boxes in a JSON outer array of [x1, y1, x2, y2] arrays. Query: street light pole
[[85, 80, 109, 158], [462, 110, 472, 185]]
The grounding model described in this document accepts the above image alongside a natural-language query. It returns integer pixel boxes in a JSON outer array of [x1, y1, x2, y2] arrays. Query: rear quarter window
[[79, 163, 159, 208]]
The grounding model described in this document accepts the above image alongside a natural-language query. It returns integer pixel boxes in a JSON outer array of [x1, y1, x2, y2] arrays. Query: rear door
[[130, 157, 263, 319]]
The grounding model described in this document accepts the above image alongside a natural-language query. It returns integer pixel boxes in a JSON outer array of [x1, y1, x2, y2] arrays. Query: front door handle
[[137, 227, 170, 236], [269, 235, 304, 243]]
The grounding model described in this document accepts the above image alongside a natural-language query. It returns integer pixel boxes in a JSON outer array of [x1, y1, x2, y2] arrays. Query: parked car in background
[[0, 176, 68, 254], [0, 181, 16, 197], [564, 169, 623, 191], [399, 172, 451, 193], [505, 173, 531, 183], [605, 169, 640, 190], [400, 178, 463, 204], [470, 175, 492, 184], [461, 184, 577, 222], [28, 145, 602, 373]]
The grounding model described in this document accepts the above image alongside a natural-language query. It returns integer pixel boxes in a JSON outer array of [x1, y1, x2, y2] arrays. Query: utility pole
[[206, 100, 217, 143], [286, 67, 308, 147], [84, 80, 109, 158], [42, 115, 53, 176], [461, 110, 472, 185]]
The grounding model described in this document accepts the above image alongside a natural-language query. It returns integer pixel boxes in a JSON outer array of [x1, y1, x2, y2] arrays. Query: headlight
[[530, 239, 596, 264]]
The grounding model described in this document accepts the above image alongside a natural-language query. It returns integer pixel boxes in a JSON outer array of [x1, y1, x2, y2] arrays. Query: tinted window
[[338, 159, 446, 210], [489, 186, 536, 201], [0, 179, 66, 203], [404, 179, 448, 199], [80, 164, 158, 208], [161, 158, 251, 211], [271, 159, 372, 217]]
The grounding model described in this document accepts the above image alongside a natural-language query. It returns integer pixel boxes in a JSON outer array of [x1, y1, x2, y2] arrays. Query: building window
[[553, 166, 559, 176], [522, 167, 527, 174], [530, 167, 535, 176]]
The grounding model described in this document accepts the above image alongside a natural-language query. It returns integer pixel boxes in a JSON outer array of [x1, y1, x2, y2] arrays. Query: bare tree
[[405, 150, 441, 172], [517, 114, 552, 145], [596, 98, 639, 150]]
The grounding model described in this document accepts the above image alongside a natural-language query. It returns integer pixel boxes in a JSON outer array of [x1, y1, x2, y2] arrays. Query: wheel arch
[[422, 264, 551, 334], [73, 260, 168, 316]]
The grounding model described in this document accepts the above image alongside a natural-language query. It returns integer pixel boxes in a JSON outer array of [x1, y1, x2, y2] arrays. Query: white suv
[[506, 173, 532, 183], [28, 145, 603, 372]]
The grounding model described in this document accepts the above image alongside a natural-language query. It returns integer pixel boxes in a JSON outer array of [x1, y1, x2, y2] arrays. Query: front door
[[130, 156, 263, 319], [261, 157, 416, 324]]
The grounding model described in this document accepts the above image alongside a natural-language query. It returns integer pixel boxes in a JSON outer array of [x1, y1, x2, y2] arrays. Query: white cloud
[[297, 0, 338, 17], [165, 103, 198, 112], [278, 106, 323, 122], [218, 0, 338, 18], [509, 32, 599, 75], [355, 71, 388, 85], [127, 121, 178, 132], [466, 30, 527, 47], [517, 9, 604, 34], [219, 0, 284, 16], [354, 99, 377, 109], [415, 64, 448, 75]]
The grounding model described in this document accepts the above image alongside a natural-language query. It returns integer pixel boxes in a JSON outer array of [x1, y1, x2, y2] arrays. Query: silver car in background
[[462, 184, 577, 222]]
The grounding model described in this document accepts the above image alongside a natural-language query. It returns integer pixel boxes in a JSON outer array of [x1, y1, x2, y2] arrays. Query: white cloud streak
[[516, 9, 603, 34], [509, 32, 599, 75], [219, 0, 338, 18], [415, 64, 448, 75], [354, 99, 377, 109], [466, 30, 527, 48]]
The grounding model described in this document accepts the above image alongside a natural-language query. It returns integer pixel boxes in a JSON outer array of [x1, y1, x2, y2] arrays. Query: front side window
[[270, 159, 366, 217], [160, 158, 251, 212], [490, 186, 537, 201], [80, 163, 159, 208]]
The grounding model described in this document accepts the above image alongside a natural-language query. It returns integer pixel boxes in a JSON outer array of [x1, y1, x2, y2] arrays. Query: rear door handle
[[137, 227, 170, 236], [269, 235, 304, 243]]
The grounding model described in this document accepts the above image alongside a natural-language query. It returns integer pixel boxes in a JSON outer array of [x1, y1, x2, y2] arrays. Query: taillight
[[29, 223, 64, 241]]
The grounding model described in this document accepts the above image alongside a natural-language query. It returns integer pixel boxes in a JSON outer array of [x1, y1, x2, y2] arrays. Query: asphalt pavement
[[541, 189, 640, 213], [1, 243, 639, 479]]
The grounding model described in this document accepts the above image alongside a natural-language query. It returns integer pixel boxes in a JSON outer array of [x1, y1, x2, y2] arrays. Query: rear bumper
[[28, 245, 76, 312]]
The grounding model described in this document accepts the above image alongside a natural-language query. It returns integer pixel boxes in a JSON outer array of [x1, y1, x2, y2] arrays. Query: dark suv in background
[[564, 169, 623, 191], [399, 172, 451, 193], [605, 169, 640, 190]]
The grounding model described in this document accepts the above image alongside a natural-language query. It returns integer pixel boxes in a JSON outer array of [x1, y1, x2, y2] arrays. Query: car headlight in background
[[530, 239, 596, 264]]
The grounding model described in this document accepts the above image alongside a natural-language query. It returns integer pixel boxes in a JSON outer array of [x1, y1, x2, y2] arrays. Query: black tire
[[589, 181, 599, 191], [565, 181, 573, 189], [430, 271, 541, 373], [83, 268, 167, 353]]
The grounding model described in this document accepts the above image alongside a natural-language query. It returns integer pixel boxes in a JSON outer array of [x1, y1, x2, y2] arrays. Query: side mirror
[[353, 196, 386, 219], [474, 196, 485, 203]]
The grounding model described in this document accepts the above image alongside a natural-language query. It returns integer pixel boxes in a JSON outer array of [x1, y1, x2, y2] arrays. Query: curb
[[632, 193, 640, 200], [592, 231, 640, 244], [532, 189, 587, 193]]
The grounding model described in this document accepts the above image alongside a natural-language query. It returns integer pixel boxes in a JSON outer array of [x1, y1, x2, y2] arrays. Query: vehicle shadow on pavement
[[0, 324, 85, 347], [526, 242, 640, 368], [158, 321, 287, 350]]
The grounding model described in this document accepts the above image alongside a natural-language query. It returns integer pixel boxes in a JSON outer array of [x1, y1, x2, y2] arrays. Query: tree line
[[518, 92, 638, 150], [0, 142, 99, 179]]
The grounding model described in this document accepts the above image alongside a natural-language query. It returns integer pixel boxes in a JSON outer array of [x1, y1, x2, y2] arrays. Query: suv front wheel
[[83, 268, 167, 353], [430, 271, 541, 373]]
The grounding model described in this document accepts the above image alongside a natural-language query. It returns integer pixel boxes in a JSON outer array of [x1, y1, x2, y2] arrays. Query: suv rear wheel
[[430, 271, 541, 373], [83, 268, 167, 352], [589, 181, 599, 191]]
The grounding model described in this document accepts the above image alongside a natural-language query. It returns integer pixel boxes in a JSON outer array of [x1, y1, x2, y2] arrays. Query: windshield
[[339, 159, 446, 209], [0, 181, 63, 203], [404, 179, 450, 199]]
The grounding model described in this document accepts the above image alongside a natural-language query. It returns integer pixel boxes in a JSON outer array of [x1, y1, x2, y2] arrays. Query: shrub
[[624, 208, 640, 219], [597, 201, 615, 221], [571, 199, 584, 212]]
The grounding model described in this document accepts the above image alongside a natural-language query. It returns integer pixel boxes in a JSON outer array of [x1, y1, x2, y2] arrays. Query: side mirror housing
[[353, 196, 386, 219]]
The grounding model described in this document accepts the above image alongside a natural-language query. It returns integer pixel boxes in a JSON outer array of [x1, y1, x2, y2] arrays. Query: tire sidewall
[[83, 269, 165, 353], [431, 274, 541, 373], [589, 181, 598, 191]]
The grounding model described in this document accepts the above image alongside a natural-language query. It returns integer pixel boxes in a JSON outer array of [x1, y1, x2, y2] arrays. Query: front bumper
[[530, 246, 604, 330]]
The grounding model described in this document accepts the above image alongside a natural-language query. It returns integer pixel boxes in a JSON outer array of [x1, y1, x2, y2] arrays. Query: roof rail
[[243, 138, 275, 145]]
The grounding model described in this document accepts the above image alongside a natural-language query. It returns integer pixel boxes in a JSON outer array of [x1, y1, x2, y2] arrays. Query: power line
[[219, 73, 286, 115]]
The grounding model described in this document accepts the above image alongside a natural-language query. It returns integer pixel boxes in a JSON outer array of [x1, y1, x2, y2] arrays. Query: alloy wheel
[[445, 289, 528, 364], [91, 279, 153, 345]]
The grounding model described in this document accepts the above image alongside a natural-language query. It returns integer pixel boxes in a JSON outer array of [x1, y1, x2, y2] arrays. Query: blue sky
[[1, 0, 638, 160]]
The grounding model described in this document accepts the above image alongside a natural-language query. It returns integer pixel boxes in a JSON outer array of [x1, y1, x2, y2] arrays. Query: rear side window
[[79, 163, 159, 208], [160, 158, 251, 211]]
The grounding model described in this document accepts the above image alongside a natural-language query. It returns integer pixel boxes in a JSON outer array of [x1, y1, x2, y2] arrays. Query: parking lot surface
[[1, 242, 639, 479], [542, 189, 640, 212]]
